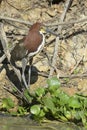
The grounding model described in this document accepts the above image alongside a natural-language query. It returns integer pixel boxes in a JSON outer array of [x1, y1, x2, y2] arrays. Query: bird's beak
[[40, 27, 53, 34], [40, 27, 47, 34], [40, 26, 57, 36]]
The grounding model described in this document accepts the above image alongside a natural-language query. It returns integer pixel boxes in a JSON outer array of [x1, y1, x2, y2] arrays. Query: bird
[[11, 22, 45, 89]]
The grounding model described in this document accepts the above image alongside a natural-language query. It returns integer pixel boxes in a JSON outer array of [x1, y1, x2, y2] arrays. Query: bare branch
[[0, 22, 22, 82], [0, 16, 32, 26], [0, 15, 87, 27], [49, 0, 73, 78]]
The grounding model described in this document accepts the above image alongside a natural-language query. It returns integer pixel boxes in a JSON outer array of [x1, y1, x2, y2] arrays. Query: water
[[0, 116, 86, 130]]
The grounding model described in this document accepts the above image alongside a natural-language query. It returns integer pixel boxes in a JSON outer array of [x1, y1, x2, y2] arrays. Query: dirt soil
[[0, 0, 87, 106]]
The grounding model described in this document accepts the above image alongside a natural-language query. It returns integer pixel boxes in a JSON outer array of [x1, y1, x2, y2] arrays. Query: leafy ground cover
[[1, 77, 87, 128]]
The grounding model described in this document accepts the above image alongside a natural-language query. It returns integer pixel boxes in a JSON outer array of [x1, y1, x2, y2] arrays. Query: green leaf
[[79, 111, 87, 125], [2, 98, 14, 110], [59, 92, 70, 105], [35, 87, 45, 97], [53, 89, 62, 97], [47, 77, 61, 93], [18, 106, 27, 115], [24, 89, 33, 103], [30, 105, 41, 115], [73, 110, 82, 120], [64, 111, 72, 120], [42, 97, 56, 114], [59, 115, 68, 121], [68, 96, 81, 109], [39, 109, 45, 118], [43, 106, 49, 112], [84, 99, 87, 108]]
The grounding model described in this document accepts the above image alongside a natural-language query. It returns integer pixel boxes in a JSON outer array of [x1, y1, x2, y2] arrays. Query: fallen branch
[[0, 15, 87, 27], [49, 0, 73, 78], [0, 16, 32, 26]]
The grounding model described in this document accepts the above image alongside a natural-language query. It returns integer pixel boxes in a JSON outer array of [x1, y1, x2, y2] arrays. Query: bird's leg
[[28, 65, 31, 88], [22, 58, 28, 89], [28, 57, 33, 88]]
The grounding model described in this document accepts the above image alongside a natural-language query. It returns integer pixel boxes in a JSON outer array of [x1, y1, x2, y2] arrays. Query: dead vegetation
[[0, 0, 87, 102]]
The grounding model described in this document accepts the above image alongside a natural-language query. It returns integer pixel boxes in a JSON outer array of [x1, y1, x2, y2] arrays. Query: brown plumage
[[10, 22, 45, 88], [11, 22, 43, 62], [24, 22, 43, 53]]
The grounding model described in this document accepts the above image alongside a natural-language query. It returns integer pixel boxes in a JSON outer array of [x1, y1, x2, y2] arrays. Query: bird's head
[[29, 22, 46, 34]]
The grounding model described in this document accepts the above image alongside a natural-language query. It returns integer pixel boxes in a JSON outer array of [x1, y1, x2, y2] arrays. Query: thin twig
[[4, 76, 29, 103], [0, 54, 6, 63], [5, 76, 23, 96], [70, 56, 84, 74], [49, 0, 73, 78], [0, 15, 87, 39], [0, 15, 87, 27], [60, 73, 87, 79], [0, 22, 22, 82], [5, 0, 21, 11], [58, 0, 73, 31], [46, 17, 87, 27], [38, 71, 87, 79], [0, 16, 32, 26], [48, 37, 59, 78], [3, 86, 23, 99], [0, 45, 16, 63]]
